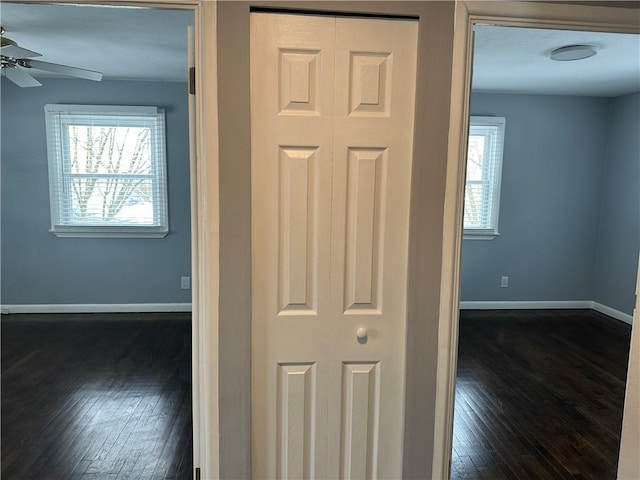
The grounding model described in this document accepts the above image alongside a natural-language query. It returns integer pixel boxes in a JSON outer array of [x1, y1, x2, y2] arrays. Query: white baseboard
[[0, 303, 192, 314], [592, 302, 634, 325], [459, 300, 592, 310], [459, 300, 633, 325]]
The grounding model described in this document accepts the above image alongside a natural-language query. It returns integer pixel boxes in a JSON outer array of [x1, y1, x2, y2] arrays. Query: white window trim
[[463, 231, 500, 240], [44, 104, 169, 238], [463, 115, 505, 240]]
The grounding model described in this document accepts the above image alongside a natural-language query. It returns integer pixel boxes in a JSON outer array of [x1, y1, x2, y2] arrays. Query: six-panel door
[[251, 13, 418, 479]]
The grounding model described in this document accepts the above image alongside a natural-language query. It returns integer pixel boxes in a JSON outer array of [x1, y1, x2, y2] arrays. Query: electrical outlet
[[501, 276, 509, 288], [181, 276, 191, 290]]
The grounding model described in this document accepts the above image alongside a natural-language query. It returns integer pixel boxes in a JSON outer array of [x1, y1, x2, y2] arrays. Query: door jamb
[[617, 255, 640, 477], [437, 2, 639, 479], [9, 1, 220, 478]]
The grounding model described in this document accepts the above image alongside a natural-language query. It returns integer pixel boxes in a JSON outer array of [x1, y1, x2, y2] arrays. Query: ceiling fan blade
[[3, 66, 42, 87], [25, 59, 102, 81], [0, 45, 41, 59]]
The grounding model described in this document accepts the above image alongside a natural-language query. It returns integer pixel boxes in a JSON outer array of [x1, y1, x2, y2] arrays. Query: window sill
[[463, 231, 499, 241], [50, 228, 169, 239]]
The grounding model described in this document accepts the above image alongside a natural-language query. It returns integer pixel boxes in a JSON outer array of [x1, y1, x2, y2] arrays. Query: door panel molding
[[277, 363, 317, 479], [340, 362, 380, 479], [218, 2, 458, 478], [278, 146, 320, 314], [251, 12, 417, 478], [344, 148, 386, 314]]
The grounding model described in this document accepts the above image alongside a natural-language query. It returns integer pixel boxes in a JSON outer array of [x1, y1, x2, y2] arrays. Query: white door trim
[[192, 3, 220, 478], [618, 255, 640, 478], [8, 1, 220, 478], [437, 2, 640, 479]]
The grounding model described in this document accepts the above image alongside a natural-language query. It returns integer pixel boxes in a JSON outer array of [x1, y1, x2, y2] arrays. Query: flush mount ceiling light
[[549, 44, 598, 61]]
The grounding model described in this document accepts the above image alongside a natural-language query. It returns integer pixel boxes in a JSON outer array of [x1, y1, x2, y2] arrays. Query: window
[[464, 116, 505, 239], [45, 105, 168, 238]]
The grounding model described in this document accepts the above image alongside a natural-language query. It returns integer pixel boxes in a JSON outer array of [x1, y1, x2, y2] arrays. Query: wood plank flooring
[[2, 310, 631, 479], [1, 313, 193, 480], [451, 309, 632, 480]]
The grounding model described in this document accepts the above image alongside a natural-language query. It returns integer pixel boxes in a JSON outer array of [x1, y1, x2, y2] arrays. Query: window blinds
[[44, 105, 168, 237], [464, 116, 505, 234]]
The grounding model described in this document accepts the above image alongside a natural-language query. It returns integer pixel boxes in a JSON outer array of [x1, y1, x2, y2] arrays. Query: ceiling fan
[[1, 26, 103, 87]]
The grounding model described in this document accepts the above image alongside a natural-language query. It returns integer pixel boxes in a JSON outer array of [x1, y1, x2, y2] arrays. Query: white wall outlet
[[181, 276, 191, 290], [501, 276, 509, 288]]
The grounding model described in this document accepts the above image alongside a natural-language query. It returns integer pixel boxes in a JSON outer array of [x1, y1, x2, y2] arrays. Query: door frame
[[618, 255, 640, 477], [437, 2, 639, 479], [10, 1, 220, 478], [217, 2, 458, 478]]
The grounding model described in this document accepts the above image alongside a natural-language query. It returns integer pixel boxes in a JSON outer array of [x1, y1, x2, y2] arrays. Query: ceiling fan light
[[549, 44, 597, 61]]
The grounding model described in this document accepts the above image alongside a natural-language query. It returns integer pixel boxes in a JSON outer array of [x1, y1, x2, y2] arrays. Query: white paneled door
[[250, 13, 418, 479]]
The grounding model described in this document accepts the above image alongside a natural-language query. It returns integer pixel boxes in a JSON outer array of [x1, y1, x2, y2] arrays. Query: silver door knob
[[356, 328, 368, 343]]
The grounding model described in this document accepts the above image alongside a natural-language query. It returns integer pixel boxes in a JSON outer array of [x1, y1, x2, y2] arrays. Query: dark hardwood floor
[[1, 313, 193, 480], [2, 309, 630, 479], [451, 309, 632, 480]]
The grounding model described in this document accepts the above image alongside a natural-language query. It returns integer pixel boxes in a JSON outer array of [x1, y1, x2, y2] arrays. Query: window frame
[[463, 115, 505, 240], [44, 104, 169, 238]]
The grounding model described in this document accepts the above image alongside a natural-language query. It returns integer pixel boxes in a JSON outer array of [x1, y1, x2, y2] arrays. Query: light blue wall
[[461, 93, 610, 303], [1, 78, 191, 305], [593, 92, 640, 315]]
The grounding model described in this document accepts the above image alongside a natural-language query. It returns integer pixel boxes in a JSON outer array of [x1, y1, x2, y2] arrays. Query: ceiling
[[473, 25, 640, 97], [1, 3, 193, 83], [1, 3, 638, 96]]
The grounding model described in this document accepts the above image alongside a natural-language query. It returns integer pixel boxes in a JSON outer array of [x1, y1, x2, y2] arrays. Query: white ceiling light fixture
[[549, 44, 598, 61]]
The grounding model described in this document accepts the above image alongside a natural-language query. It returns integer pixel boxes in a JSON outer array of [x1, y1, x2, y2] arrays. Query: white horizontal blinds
[[464, 116, 505, 232], [45, 105, 168, 232]]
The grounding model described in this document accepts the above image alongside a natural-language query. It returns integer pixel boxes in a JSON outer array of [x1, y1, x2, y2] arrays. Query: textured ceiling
[[1, 3, 638, 95], [1, 3, 193, 83], [473, 25, 640, 97]]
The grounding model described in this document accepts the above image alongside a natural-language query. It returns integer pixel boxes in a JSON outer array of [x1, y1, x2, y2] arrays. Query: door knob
[[357, 327, 368, 344]]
